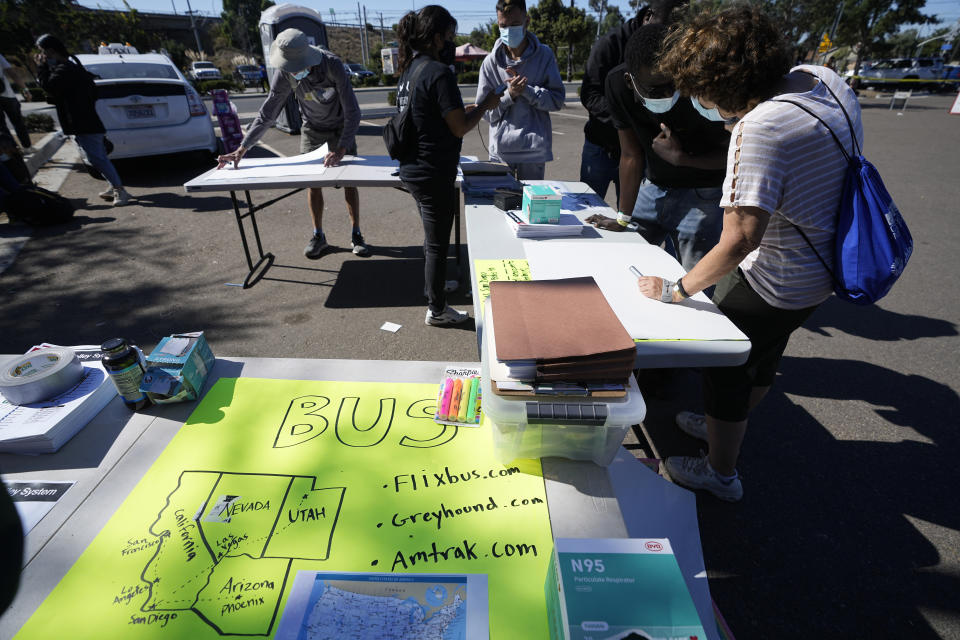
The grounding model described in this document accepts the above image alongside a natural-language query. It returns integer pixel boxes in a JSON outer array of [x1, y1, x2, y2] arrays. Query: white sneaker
[[111, 188, 130, 206], [675, 411, 708, 441], [444, 279, 459, 293], [665, 454, 743, 502], [425, 305, 470, 326], [98, 186, 115, 201]]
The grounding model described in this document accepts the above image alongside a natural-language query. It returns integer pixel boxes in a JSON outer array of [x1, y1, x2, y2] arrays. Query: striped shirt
[[723, 65, 864, 309]]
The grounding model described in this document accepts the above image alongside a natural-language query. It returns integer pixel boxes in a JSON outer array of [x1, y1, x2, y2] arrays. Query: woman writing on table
[[636, 6, 863, 501], [395, 6, 501, 326]]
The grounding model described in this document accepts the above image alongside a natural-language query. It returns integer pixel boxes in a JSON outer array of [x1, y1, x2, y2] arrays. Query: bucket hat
[[269, 28, 325, 73]]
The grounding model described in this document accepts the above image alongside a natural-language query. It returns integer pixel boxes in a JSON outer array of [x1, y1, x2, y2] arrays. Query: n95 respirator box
[[522, 184, 561, 224], [545, 538, 708, 640]]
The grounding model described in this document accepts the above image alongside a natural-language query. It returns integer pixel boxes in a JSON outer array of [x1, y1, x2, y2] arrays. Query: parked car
[[188, 60, 222, 82], [859, 57, 945, 90], [76, 51, 218, 162], [233, 64, 261, 87], [343, 63, 375, 79], [940, 65, 960, 92]]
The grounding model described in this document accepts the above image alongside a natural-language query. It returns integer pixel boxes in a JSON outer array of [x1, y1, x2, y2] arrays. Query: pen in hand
[[629, 265, 643, 279]]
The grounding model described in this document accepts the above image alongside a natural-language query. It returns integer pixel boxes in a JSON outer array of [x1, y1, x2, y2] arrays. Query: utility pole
[[379, 12, 385, 47], [567, 0, 574, 81], [170, 0, 177, 15], [363, 5, 370, 65], [357, 3, 366, 65], [595, 0, 606, 40], [184, 0, 204, 55]]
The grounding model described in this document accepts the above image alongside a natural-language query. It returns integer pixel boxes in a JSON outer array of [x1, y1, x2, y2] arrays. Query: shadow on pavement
[[805, 297, 958, 341], [683, 355, 960, 638]]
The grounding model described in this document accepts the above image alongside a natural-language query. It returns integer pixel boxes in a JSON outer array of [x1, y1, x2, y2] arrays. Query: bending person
[[637, 6, 863, 501], [218, 29, 368, 259], [394, 6, 501, 326]]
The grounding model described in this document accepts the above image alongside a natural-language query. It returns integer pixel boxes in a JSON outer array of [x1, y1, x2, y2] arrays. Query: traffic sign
[[818, 33, 833, 54]]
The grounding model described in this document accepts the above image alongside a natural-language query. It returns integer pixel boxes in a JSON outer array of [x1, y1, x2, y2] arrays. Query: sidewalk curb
[[25, 132, 66, 178]]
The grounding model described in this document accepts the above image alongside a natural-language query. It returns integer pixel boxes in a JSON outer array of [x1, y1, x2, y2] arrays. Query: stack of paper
[[488, 277, 635, 385], [503, 210, 585, 239], [0, 345, 116, 454], [459, 160, 522, 195]]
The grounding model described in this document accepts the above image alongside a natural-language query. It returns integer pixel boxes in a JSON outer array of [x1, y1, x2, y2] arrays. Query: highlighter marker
[[457, 378, 472, 423], [439, 378, 455, 420], [449, 379, 463, 421], [472, 380, 482, 424], [466, 376, 479, 424]]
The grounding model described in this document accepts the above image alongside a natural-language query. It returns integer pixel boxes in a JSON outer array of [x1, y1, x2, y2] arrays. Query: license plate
[[126, 106, 155, 119]]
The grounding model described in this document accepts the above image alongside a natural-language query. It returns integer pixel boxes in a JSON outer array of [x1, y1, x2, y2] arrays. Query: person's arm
[[519, 49, 564, 112], [637, 205, 770, 301], [478, 56, 510, 125], [446, 90, 501, 138], [218, 70, 292, 168], [651, 123, 727, 170], [327, 59, 361, 166], [586, 127, 645, 231], [580, 38, 613, 116]]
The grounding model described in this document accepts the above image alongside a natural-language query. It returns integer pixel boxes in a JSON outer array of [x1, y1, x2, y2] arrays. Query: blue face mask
[[500, 25, 525, 49], [691, 96, 737, 124], [293, 69, 310, 81], [641, 91, 680, 114]]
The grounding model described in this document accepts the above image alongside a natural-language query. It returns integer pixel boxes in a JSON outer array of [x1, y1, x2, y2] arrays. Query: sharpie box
[[139, 331, 215, 404], [546, 538, 708, 640], [522, 185, 561, 224]]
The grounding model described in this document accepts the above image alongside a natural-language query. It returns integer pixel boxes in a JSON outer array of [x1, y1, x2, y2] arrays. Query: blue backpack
[[776, 78, 913, 305]]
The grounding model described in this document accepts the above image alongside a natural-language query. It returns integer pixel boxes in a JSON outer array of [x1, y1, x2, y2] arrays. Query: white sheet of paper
[[522, 241, 747, 342], [380, 322, 402, 333], [201, 143, 329, 182]]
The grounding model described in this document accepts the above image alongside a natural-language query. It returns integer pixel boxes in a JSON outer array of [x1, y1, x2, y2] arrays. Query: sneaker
[[98, 186, 115, 201], [665, 454, 743, 502], [675, 411, 708, 441], [351, 230, 370, 256], [425, 305, 470, 326], [304, 232, 329, 258], [444, 279, 459, 293], [111, 188, 130, 206]]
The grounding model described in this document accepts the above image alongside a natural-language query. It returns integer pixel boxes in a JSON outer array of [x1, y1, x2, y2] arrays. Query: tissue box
[[139, 332, 215, 404], [522, 185, 561, 224]]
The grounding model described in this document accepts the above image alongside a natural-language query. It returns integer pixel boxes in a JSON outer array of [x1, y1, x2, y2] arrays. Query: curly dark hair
[[624, 24, 669, 78], [658, 5, 791, 113]]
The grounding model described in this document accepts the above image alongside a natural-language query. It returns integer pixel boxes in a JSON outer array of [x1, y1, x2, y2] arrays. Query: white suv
[[188, 60, 222, 82]]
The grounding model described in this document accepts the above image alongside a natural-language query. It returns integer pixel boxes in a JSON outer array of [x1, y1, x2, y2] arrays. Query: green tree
[[836, 0, 936, 74], [599, 5, 625, 36], [470, 20, 499, 52], [220, 0, 274, 54], [529, 0, 593, 80]]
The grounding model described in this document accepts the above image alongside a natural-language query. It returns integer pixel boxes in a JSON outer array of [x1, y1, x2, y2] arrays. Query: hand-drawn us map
[[15, 378, 555, 639]]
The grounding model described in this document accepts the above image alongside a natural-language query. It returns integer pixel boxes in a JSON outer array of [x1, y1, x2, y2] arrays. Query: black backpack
[[382, 58, 430, 161], [3, 186, 75, 226]]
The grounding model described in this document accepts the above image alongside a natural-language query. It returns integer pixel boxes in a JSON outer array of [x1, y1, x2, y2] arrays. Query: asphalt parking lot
[[3, 90, 960, 638]]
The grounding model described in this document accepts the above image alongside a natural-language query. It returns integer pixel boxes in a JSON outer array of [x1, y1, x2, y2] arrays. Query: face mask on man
[[438, 39, 456, 66], [293, 68, 310, 81], [691, 96, 738, 125], [500, 25, 525, 49]]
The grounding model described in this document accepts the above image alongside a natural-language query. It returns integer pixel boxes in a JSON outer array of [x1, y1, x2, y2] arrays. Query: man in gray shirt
[[217, 29, 368, 258]]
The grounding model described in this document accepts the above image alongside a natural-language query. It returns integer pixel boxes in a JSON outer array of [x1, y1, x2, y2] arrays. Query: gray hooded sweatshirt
[[477, 32, 564, 164]]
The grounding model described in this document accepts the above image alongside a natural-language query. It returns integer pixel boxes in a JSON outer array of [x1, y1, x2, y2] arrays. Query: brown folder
[[489, 277, 636, 367]]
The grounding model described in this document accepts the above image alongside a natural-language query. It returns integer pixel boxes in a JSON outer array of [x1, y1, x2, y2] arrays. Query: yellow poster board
[[15, 379, 554, 639], [473, 259, 532, 318]]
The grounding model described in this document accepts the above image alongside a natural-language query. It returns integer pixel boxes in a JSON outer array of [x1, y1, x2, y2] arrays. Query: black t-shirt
[[396, 56, 464, 182], [605, 63, 729, 189]]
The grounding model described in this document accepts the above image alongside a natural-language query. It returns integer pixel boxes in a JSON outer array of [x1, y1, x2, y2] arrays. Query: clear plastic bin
[[480, 331, 646, 466]]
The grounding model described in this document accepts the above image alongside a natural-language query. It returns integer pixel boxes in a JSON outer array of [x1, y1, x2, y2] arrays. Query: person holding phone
[[476, 0, 565, 181], [394, 5, 501, 326]]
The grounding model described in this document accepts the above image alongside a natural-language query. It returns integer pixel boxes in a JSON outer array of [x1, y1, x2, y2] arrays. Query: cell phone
[[495, 83, 508, 94]]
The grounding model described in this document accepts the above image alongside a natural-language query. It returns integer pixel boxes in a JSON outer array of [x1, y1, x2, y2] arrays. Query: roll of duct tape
[[0, 347, 84, 405]]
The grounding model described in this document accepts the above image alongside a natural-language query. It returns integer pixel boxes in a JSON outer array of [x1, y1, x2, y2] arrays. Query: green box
[[546, 538, 707, 640], [139, 331, 215, 404], [522, 184, 562, 224]]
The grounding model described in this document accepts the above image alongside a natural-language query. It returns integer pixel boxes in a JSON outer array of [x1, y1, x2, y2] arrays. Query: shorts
[[300, 125, 357, 155], [702, 268, 819, 422]]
